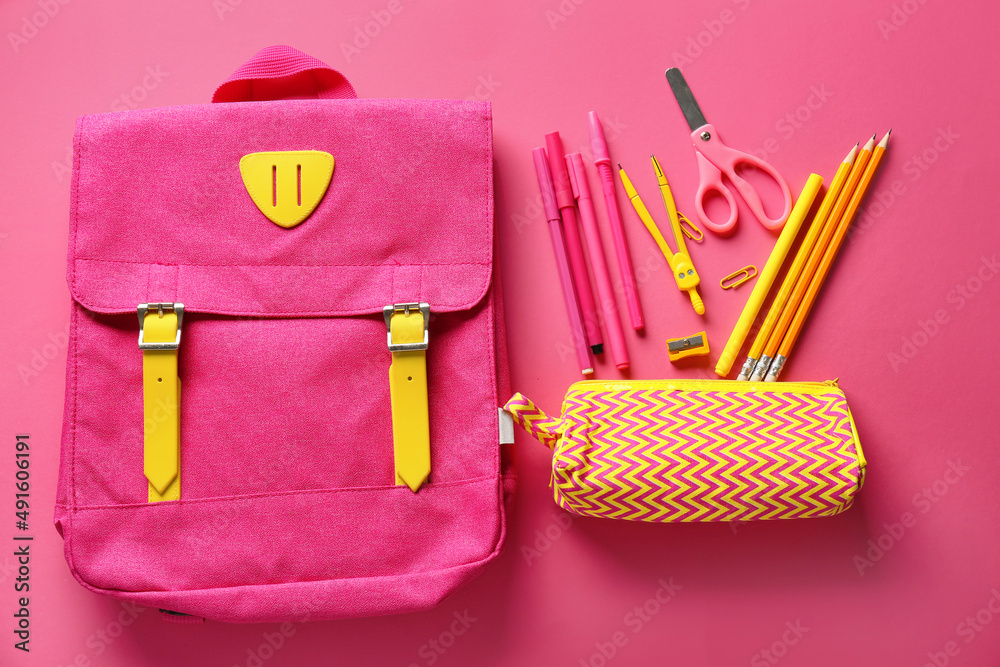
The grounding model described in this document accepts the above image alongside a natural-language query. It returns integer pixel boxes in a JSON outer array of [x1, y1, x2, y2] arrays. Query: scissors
[[665, 68, 792, 235]]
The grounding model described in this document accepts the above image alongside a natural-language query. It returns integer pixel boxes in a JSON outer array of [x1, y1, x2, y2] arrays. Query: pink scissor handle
[[694, 151, 739, 234], [692, 124, 793, 232]]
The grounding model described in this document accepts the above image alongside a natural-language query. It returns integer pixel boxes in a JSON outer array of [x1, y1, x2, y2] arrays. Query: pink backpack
[[54, 46, 514, 623]]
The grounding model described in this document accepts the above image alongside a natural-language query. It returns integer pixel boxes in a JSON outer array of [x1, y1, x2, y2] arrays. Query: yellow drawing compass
[[619, 156, 705, 315]]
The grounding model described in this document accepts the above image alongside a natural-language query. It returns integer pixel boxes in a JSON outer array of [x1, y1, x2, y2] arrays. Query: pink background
[[2, 0, 999, 665]]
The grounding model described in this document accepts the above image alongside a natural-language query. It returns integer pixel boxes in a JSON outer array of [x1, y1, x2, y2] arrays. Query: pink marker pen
[[545, 131, 603, 355], [532, 147, 593, 376], [589, 112, 644, 331], [567, 153, 629, 370]]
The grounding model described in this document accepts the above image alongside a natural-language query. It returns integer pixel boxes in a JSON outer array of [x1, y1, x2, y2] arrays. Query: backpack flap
[[68, 99, 493, 317]]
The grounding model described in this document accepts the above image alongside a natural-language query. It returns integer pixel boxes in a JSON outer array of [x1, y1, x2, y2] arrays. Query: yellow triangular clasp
[[239, 151, 334, 228]]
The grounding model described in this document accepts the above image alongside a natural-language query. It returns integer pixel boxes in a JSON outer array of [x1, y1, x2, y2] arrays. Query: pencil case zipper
[[567, 378, 840, 392]]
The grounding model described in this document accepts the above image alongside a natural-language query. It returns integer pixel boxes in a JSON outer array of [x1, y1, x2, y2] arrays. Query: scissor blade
[[665, 68, 707, 131]]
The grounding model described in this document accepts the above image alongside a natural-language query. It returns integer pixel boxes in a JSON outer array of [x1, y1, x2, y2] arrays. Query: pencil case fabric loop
[[505, 393, 568, 449], [505, 379, 865, 523]]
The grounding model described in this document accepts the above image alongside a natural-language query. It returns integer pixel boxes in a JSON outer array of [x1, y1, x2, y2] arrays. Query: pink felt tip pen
[[545, 132, 604, 355], [588, 112, 644, 331], [532, 147, 594, 376], [566, 153, 629, 370]]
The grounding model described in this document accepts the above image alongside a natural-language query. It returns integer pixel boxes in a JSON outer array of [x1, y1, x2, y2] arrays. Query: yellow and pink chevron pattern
[[505, 379, 865, 523]]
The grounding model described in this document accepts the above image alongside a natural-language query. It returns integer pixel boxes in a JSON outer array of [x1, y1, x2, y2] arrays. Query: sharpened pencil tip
[[617, 162, 622, 170], [845, 144, 858, 163], [877, 129, 891, 148]]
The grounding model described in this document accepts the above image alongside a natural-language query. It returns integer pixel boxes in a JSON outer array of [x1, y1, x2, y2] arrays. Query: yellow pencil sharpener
[[666, 331, 710, 362]]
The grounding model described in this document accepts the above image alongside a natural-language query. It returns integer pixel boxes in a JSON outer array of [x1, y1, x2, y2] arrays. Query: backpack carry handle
[[212, 45, 357, 103]]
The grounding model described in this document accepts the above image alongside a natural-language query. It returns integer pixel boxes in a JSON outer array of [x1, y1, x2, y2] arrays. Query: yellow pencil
[[714, 174, 823, 377], [750, 135, 875, 380], [737, 144, 857, 380], [765, 130, 890, 381]]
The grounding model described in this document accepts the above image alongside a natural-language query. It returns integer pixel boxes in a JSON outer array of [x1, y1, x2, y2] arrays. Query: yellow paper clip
[[720, 265, 757, 290], [677, 213, 703, 242]]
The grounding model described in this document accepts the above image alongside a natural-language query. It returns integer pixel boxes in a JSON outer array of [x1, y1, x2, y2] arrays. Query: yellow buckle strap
[[138, 303, 183, 502], [384, 303, 431, 492]]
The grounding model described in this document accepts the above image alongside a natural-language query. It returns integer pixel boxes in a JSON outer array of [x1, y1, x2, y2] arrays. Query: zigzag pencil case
[[504, 379, 865, 523]]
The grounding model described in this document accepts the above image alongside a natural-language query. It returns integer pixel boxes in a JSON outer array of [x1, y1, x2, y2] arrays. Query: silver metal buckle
[[137, 303, 185, 350], [383, 302, 430, 352]]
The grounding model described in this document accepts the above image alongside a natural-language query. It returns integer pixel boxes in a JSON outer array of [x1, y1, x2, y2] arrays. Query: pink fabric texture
[[55, 70, 510, 622], [211, 45, 357, 102]]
